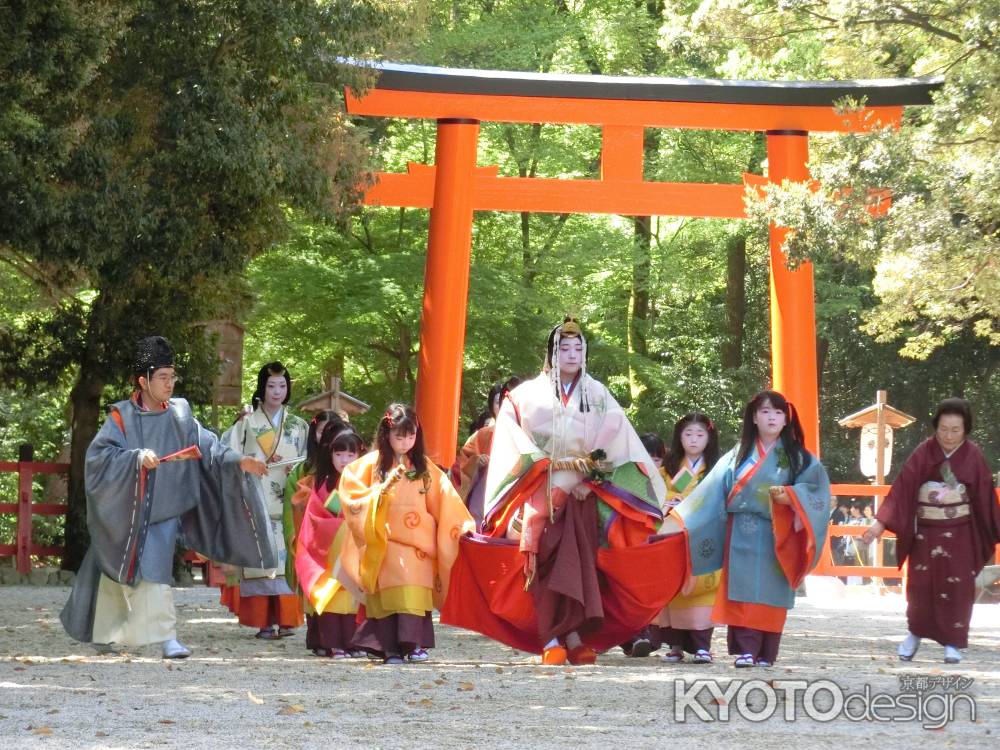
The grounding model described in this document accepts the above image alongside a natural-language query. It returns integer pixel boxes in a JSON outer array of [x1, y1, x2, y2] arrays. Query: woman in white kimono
[[441, 319, 689, 665], [221, 362, 309, 638]]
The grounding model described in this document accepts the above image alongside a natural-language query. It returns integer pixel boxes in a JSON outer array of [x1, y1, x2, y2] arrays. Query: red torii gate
[[346, 63, 939, 465]]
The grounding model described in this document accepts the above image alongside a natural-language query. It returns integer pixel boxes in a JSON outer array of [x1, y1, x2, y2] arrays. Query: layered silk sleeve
[[424, 465, 476, 607], [876, 441, 932, 567], [482, 397, 550, 535], [772, 454, 831, 588], [177, 417, 278, 571], [973, 451, 1000, 574], [451, 426, 493, 500], [84, 411, 147, 583], [673, 450, 734, 577], [336, 453, 383, 596], [294, 482, 355, 614], [958, 441, 1000, 574]]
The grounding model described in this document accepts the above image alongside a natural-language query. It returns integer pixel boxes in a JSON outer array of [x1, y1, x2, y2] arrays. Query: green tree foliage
[[704, 0, 1000, 356], [245, 0, 779, 451], [678, 0, 1000, 469], [0, 0, 413, 568]]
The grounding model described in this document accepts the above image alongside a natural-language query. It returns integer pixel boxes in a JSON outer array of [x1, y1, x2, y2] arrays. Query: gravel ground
[[1, 581, 997, 749]]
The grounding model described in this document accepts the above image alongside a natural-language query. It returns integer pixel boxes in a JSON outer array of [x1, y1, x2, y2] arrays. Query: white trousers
[[91, 575, 176, 646]]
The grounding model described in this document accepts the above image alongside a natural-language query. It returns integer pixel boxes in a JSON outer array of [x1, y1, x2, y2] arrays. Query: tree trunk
[[624, 2, 664, 404], [395, 324, 413, 388], [628, 215, 653, 402], [520, 211, 535, 287], [721, 233, 747, 370], [63, 366, 104, 571], [817, 335, 829, 391]]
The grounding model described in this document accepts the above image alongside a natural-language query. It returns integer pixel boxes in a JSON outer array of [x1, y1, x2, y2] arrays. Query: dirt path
[[1, 584, 997, 749]]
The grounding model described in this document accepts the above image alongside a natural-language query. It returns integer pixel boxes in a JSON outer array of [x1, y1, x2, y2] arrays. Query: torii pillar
[[767, 130, 819, 451], [416, 119, 479, 460]]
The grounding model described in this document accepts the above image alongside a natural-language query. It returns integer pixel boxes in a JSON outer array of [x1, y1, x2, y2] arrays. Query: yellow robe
[[336, 451, 474, 619], [656, 458, 721, 630]]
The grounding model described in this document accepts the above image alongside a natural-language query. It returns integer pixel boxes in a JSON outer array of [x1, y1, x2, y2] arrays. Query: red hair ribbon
[[384, 409, 395, 428]]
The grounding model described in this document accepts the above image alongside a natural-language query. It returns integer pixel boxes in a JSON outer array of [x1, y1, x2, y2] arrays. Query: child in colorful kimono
[[663, 391, 830, 667], [222, 362, 309, 639], [294, 422, 365, 658], [336, 404, 475, 664], [285, 410, 346, 652], [656, 412, 721, 664]]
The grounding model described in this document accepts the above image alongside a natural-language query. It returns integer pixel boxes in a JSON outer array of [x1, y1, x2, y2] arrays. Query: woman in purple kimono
[[864, 398, 1000, 664]]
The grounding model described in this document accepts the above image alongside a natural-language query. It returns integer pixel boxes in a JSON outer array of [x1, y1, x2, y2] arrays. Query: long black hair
[[640, 433, 666, 463], [664, 412, 721, 477], [304, 410, 345, 475], [468, 375, 524, 435], [251, 361, 292, 408], [469, 382, 505, 435], [314, 422, 365, 493], [375, 403, 427, 478], [735, 390, 808, 481]]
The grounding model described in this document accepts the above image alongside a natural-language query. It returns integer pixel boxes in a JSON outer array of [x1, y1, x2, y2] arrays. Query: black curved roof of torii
[[358, 61, 942, 107]]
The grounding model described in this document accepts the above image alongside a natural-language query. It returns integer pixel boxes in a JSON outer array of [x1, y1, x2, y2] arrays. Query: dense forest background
[[2, 1, 998, 564]]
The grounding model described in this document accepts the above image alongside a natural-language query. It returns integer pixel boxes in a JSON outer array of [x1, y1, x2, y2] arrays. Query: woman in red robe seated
[[864, 397, 1000, 664]]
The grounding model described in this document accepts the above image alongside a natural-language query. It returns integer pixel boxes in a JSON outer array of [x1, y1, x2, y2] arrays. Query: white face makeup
[[557, 336, 583, 378], [389, 428, 417, 459], [332, 449, 359, 474], [264, 374, 287, 409], [752, 399, 787, 443], [935, 413, 965, 453], [680, 423, 710, 461]]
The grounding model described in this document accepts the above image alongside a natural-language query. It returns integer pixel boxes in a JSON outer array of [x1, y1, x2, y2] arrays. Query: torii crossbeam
[[346, 62, 940, 465]]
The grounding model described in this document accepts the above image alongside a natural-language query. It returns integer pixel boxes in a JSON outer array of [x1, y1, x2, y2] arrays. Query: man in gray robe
[[61, 336, 276, 658]]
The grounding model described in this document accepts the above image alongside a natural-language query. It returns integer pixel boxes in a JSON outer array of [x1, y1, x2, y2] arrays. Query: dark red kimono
[[877, 438, 1000, 647]]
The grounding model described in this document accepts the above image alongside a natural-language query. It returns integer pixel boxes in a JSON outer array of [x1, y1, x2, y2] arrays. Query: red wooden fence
[[0, 460, 70, 574]]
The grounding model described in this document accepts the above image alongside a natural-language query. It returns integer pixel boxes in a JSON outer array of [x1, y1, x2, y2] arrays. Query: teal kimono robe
[[674, 441, 830, 621]]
